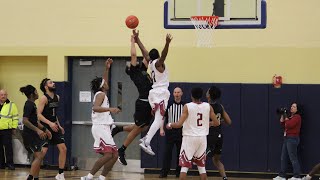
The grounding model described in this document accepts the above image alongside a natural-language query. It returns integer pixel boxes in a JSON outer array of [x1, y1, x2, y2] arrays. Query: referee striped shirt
[[166, 100, 185, 124]]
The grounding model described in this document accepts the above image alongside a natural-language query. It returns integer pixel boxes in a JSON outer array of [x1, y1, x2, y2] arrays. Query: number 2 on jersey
[[197, 113, 203, 126]]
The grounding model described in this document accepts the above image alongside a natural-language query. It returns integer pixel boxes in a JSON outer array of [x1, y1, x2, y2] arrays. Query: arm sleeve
[[164, 105, 169, 124]]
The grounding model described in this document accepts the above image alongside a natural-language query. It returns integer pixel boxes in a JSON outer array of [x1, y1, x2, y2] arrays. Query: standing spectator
[[0, 89, 19, 170], [159, 87, 185, 178], [273, 102, 302, 180]]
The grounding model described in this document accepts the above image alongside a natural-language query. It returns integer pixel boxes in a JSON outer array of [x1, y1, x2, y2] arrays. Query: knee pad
[[197, 166, 206, 174], [181, 167, 189, 173]]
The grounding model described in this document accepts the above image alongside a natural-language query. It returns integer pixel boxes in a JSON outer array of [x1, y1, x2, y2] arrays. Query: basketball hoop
[[190, 16, 219, 48]]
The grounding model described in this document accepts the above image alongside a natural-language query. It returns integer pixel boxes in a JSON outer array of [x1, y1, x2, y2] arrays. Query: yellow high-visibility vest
[[0, 101, 19, 130]]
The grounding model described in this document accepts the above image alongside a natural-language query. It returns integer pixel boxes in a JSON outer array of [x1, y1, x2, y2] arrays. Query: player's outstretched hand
[[166, 34, 173, 43], [133, 29, 139, 40], [109, 107, 121, 114], [105, 58, 113, 69]]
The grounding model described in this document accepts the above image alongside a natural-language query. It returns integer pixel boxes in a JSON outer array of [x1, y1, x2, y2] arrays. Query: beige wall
[[0, 56, 47, 116], [0, 0, 319, 83]]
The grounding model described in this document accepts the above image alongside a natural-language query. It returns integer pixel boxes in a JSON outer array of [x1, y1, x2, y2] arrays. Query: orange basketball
[[125, 15, 139, 29]]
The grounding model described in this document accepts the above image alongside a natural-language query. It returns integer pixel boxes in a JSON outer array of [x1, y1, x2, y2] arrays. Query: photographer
[[273, 102, 302, 180]]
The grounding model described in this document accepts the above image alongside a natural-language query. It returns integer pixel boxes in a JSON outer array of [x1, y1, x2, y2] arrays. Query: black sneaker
[[223, 177, 228, 180], [118, 150, 127, 166], [111, 126, 122, 137], [159, 173, 167, 178], [7, 164, 15, 170], [175, 173, 180, 178]]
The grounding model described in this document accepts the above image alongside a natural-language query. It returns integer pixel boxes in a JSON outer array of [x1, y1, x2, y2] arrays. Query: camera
[[276, 107, 288, 118]]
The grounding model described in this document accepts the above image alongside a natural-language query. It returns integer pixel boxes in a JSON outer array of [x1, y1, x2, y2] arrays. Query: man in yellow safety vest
[[0, 89, 19, 170]]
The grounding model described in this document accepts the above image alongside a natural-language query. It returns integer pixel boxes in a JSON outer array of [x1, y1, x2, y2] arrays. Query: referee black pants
[[161, 128, 182, 175], [0, 129, 14, 167]]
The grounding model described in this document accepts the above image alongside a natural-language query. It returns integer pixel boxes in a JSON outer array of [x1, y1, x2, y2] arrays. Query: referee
[[159, 87, 185, 178]]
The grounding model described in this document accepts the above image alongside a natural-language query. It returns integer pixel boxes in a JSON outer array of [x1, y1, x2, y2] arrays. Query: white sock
[[99, 175, 106, 180], [87, 173, 93, 179], [145, 110, 163, 145]]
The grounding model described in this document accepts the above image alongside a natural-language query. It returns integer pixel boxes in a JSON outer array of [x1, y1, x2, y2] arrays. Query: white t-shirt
[[149, 59, 169, 89], [91, 91, 114, 125], [182, 102, 210, 136]]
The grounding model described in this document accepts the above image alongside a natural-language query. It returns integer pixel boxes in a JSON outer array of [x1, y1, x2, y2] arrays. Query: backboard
[[164, 0, 267, 29]]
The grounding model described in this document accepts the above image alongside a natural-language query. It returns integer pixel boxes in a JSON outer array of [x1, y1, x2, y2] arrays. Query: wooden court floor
[[0, 168, 271, 180]]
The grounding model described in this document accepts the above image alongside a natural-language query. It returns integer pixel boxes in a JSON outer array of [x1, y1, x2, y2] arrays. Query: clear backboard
[[164, 0, 267, 29]]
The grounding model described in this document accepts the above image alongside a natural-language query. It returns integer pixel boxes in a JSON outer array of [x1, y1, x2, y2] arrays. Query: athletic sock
[[27, 175, 33, 180], [119, 145, 127, 152], [59, 168, 64, 174]]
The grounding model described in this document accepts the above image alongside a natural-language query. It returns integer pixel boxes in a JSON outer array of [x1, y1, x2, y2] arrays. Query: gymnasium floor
[[0, 168, 271, 180]]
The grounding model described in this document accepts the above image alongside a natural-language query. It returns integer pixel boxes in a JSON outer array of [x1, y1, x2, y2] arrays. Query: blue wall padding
[[298, 85, 320, 172], [141, 83, 320, 174]]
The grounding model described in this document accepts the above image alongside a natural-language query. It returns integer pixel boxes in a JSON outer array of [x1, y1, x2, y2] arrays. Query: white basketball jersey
[[91, 91, 114, 125], [182, 102, 210, 136], [149, 59, 169, 89]]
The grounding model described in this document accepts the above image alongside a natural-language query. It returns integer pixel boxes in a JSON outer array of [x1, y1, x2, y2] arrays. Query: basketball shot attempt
[[166, 87, 220, 180], [133, 29, 173, 155], [125, 15, 139, 29]]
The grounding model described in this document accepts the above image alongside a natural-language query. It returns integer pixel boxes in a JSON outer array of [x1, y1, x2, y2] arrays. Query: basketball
[[125, 15, 139, 29]]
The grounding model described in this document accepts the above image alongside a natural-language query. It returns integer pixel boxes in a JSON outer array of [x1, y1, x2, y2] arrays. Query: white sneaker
[[55, 173, 65, 180], [139, 140, 155, 156], [288, 177, 301, 180], [139, 137, 146, 143], [80, 176, 92, 180], [273, 176, 286, 180], [301, 175, 311, 180]]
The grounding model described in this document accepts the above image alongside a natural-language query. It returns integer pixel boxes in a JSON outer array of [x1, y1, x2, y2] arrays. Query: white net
[[190, 16, 219, 48]]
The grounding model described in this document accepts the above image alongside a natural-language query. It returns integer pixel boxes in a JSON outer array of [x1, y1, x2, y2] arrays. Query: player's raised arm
[[102, 58, 113, 90], [157, 34, 173, 67], [210, 106, 220, 127], [167, 105, 188, 129], [133, 30, 150, 62], [130, 35, 138, 66]]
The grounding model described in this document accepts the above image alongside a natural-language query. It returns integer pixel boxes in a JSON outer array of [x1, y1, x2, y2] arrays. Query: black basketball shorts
[[206, 133, 223, 157], [22, 131, 48, 153], [134, 99, 153, 127]]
